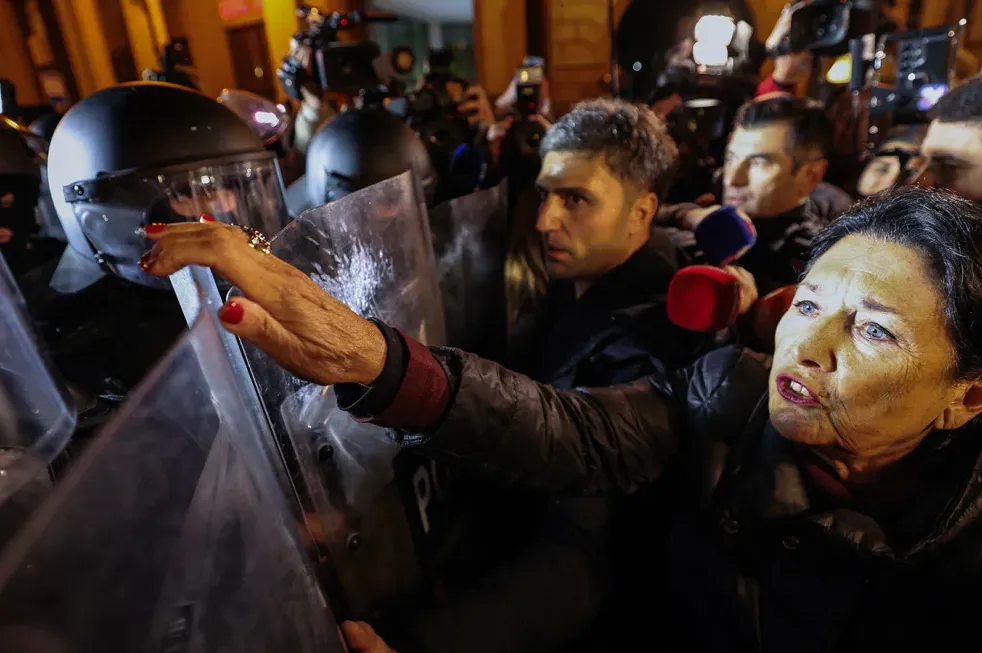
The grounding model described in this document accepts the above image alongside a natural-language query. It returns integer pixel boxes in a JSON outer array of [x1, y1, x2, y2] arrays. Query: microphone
[[667, 265, 797, 345], [693, 205, 756, 265], [666, 266, 742, 332]]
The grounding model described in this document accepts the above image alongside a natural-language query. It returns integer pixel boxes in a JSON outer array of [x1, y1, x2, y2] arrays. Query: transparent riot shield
[[0, 303, 345, 653], [429, 179, 509, 358], [0, 253, 75, 546], [229, 171, 453, 618]]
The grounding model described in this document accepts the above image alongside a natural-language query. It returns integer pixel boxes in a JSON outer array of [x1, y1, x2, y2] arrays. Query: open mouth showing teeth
[[788, 380, 810, 398], [776, 374, 818, 405]]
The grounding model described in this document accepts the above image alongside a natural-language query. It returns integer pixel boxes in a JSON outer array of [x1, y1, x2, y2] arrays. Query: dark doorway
[[12, 0, 80, 108], [96, 0, 139, 82], [226, 22, 277, 99]]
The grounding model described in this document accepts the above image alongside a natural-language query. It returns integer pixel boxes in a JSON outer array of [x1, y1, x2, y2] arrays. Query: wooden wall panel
[[474, 0, 528, 97], [545, 0, 625, 115]]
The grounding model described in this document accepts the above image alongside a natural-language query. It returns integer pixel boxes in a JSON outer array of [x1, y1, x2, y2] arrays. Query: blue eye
[[794, 300, 818, 316], [863, 322, 894, 341]]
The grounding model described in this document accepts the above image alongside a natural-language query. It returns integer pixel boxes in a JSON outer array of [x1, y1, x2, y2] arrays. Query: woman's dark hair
[[807, 186, 982, 378]]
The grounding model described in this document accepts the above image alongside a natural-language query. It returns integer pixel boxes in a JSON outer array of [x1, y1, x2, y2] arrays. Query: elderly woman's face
[[768, 235, 977, 482]]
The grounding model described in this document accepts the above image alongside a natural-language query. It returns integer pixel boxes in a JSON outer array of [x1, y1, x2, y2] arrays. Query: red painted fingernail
[[144, 223, 168, 235], [200, 213, 216, 223], [219, 301, 245, 325]]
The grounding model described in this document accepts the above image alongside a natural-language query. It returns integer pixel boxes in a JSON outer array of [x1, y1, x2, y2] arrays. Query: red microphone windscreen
[[667, 266, 741, 332]]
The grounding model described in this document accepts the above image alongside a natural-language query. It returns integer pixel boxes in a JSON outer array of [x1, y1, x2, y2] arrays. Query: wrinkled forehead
[[806, 235, 950, 334], [922, 120, 982, 161], [727, 122, 795, 160]]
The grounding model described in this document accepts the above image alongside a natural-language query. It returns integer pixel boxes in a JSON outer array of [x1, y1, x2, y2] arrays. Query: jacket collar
[[529, 234, 677, 384], [551, 230, 677, 318], [749, 204, 810, 250], [722, 400, 982, 563]]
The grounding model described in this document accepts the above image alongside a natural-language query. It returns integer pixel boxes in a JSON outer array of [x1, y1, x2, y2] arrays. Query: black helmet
[[305, 107, 436, 206], [0, 118, 50, 276], [28, 112, 62, 145], [48, 82, 289, 290], [0, 117, 41, 179]]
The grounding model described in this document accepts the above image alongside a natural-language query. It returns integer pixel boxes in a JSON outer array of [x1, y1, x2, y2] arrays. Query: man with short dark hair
[[534, 99, 676, 297], [400, 99, 725, 653], [724, 96, 831, 218], [918, 75, 982, 201], [517, 97, 716, 383], [666, 95, 835, 295]]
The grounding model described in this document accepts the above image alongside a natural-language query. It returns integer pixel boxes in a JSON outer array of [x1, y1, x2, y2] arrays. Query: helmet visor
[[66, 153, 288, 287]]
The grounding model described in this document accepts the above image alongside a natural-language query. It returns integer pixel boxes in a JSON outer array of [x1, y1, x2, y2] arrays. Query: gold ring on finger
[[238, 225, 272, 255]]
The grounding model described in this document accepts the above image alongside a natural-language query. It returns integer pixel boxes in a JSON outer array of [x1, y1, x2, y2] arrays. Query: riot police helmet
[[305, 106, 436, 206], [28, 112, 62, 146], [0, 117, 42, 179], [0, 117, 52, 275], [48, 82, 289, 290]]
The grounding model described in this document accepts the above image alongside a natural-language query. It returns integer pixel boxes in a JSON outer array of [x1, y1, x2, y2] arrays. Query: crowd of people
[[137, 66, 982, 653], [6, 5, 982, 653]]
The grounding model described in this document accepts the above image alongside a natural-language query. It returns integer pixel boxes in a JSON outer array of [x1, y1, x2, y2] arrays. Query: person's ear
[[629, 191, 659, 236], [937, 381, 982, 430], [796, 158, 828, 196]]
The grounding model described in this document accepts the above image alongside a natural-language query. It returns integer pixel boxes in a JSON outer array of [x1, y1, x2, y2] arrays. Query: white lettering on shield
[[413, 465, 432, 534], [413, 461, 451, 535]]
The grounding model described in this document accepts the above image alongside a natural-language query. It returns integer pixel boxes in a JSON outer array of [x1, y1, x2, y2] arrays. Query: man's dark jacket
[[518, 229, 718, 386], [404, 233, 721, 653], [340, 344, 982, 651]]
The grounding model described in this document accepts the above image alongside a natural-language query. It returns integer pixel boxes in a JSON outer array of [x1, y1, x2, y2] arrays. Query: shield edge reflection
[[169, 263, 354, 620]]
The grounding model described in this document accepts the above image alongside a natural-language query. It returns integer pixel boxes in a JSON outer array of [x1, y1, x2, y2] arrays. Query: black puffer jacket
[[404, 236, 723, 653], [519, 232, 723, 386], [379, 346, 982, 651]]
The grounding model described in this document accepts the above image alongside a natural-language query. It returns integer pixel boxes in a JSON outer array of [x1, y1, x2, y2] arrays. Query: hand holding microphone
[[667, 270, 796, 353], [666, 205, 760, 333], [666, 265, 759, 332]]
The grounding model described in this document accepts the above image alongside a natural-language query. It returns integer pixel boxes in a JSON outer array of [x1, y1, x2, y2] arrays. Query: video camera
[[657, 14, 758, 94], [400, 49, 481, 200], [404, 49, 470, 127], [515, 56, 545, 118], [770, 0, 877, 56], [501, 57, 549, 156], [868, 22, 966, 124], [655, 14, 758, 201], [277, 6, 397, 101]]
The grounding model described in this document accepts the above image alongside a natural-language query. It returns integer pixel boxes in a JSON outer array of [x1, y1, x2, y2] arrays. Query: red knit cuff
[[369, 331, 451, 431]]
